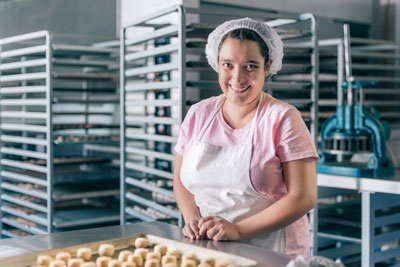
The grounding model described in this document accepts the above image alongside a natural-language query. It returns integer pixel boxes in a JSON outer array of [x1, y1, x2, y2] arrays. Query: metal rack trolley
[[121, 3, 320, 231], [120, 5, 186, 226], [0, 31, 120, 237], [316, 173, 400, 267], [266, 14, 319, 148], [319, 36, 400, 130]]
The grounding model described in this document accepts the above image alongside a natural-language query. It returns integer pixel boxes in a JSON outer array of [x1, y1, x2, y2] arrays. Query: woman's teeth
[[230, 85, 250, 92]]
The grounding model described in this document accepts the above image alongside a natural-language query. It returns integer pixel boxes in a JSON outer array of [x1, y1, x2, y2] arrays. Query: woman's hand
[[182, 218, 202, 240], [198, 216, 241, 241]]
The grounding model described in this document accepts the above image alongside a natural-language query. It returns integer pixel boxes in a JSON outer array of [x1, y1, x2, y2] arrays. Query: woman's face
[[218, 37, 270, 107]]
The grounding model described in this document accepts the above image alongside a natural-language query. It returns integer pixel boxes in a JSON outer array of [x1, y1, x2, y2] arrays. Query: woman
[[173, 18, 318, 258]]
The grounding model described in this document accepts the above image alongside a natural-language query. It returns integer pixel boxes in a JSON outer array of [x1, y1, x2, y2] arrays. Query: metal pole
[[45, 31, 54, 233], [343, 24, 354, 106], [120, 26, 127, 225], [299, 13, 319, 256], [177, 4, 186, 228], [337, 40, 344, 106], [362, 191, 374, 267], [0, 35, 3, 236], [299, 13, 319, 147]]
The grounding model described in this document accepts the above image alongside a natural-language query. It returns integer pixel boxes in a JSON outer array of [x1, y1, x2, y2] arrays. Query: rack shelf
[[0, 30, 120, 237]]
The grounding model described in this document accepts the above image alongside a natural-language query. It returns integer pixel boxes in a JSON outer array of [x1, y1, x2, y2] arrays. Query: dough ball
[[118, 250, 133, 262], [165, 250, 179, 259], [134, 238, 149, 248], [96, 256, 111, 267], [37, 255, 52, 266], [127, 254, 143, 267], [49, 259, 67, 267], [76, 248, 92, 261], [67, 258, 84, 267], [121, 262, 136, 267], [200, 257, 216, 267], [144, 259, 159, 267], [198, 264, 212, 267], [56, 252, 71, 265], [161, 255, 177, 265], [215, 263, 229, 267], [134, 248, 148, 259], [108, 259, 122, 267], [153, 245, 167, 256], [180, 260, 196, 267], [182, 253, 196, 262], [98, 244, 115, 257], [162, 264, 177, 267], [81, 262, 96, 267], [146, 252, 161, 261]]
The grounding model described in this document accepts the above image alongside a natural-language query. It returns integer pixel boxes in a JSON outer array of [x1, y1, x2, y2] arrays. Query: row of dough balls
[[34, 248, 93, 267], [34, 237, 231, 267], [133, 238, 230, 267]]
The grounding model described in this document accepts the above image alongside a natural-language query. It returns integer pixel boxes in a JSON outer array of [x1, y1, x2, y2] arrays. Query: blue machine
[[317, 24, 395, 178], [317, 81, 395, 177]]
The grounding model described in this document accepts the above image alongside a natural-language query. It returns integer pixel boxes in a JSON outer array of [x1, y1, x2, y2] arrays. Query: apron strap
[[250, 92, 264, 144], [198, 96, 225, 140], [198, 93, 264, 143]]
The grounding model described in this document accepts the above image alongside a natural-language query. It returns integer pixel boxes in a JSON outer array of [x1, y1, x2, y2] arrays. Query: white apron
[[180, 93, 285, 253]]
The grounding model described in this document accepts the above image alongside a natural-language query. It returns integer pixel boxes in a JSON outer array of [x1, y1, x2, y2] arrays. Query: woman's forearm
[[237, 158, 316, 239], [174, 178, 201, 222], [173, 154, 201, 222], [236, 192, 314, 239]]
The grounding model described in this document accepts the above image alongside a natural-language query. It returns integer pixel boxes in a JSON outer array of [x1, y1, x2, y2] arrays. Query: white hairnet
[[205, 17, 283, 76]]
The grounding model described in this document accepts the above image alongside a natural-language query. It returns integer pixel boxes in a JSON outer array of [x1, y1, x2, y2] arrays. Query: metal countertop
[[317, 169, 400, 194], [0, 221, 290, 267]]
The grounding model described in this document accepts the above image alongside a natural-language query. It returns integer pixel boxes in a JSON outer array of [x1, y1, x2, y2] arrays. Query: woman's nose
[[231, 67, 246, 84]]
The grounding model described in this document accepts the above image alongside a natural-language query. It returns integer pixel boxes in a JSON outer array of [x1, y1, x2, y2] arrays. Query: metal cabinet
[[0, 31, 120, 237]]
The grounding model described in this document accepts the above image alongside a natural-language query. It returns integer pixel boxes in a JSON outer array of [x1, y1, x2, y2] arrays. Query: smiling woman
[[173, 18, 319, 259]]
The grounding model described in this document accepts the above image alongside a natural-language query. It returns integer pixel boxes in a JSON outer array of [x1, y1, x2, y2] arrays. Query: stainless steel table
[[316, 170, 400, 267], [0, 221, 290, 267]]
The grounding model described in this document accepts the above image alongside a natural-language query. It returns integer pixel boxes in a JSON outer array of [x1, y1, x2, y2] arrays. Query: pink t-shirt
[[175, 93, 318, 198], [175, 93, 319, 257]]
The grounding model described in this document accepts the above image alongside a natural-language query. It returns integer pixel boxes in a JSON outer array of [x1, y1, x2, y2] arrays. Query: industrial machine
[[317, 25, 395, 177]]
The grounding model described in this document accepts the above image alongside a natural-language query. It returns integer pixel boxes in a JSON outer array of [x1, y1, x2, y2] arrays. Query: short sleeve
[[174, 106, 195, 156], [275, 108, 319, 162]]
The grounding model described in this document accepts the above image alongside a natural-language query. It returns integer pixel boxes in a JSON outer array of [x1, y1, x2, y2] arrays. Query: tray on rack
[[0, 234, 257, 267]]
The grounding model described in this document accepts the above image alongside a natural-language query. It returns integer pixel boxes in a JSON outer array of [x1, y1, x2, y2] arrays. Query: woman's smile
[[229, 84, 251, 93]]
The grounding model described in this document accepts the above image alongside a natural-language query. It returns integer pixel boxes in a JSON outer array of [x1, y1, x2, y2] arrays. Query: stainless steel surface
[[317, 170, 400, 194], [0, 221, 290, 267]]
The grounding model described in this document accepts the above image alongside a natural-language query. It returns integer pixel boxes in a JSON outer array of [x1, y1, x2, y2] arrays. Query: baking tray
[[0, 234, 257, 267]]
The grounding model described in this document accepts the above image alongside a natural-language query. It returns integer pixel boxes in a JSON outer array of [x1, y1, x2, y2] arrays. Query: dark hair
[[218, 28, 270, 69]]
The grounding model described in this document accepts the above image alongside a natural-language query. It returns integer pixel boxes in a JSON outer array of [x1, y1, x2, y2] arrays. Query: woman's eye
[[246, 64, 258, 70], [222, 63, 231, 68]]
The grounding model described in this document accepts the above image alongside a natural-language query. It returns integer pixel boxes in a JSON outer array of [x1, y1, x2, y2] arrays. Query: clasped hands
[[182, 216, 241, 241]]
